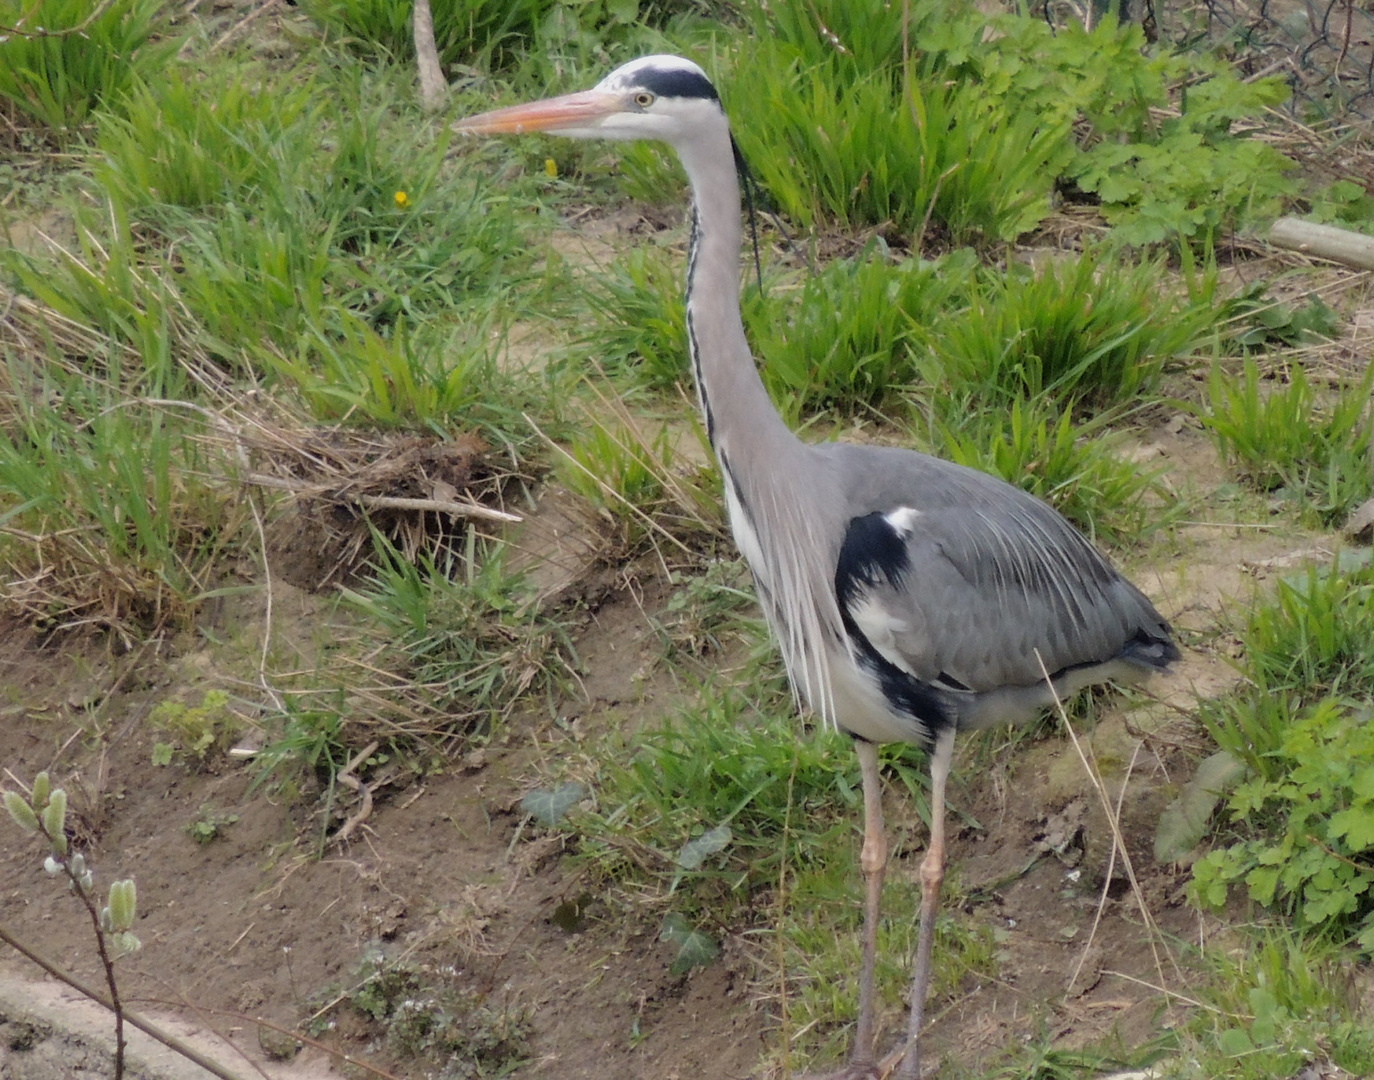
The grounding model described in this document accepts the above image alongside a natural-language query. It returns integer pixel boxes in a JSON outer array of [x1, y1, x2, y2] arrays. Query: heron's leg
[[896, 726, 956, 1080], [852, 737, 886, 1070]]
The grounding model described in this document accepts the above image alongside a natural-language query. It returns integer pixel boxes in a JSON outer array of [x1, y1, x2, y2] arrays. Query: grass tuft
[[0, 0, 175, 142], [1200, 357, 1373, 527]]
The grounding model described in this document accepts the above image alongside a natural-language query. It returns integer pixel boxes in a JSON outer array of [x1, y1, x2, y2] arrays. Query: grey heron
[[455, 55, 1179, 1079]]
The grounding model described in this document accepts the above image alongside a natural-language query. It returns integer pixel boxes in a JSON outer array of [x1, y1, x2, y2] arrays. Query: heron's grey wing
[[830, 450, 1174, 693]]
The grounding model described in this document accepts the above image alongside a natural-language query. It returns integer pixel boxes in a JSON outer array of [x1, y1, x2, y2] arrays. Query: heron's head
[[453, 55, 725, 147]]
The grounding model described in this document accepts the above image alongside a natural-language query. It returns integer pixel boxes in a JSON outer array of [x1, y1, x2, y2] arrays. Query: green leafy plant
[[1070, 66, 1296, 245], [1224, 286, 1341, 350], [1193, 561, 1374, 949], [1200, 357, 1373, 526], [313, 947, 533, 1071], [928, 15, 1296, 246], [4, 773, 140, 1078], [1306, 179, 1374, 232], [1192, 698, 1374, 949]]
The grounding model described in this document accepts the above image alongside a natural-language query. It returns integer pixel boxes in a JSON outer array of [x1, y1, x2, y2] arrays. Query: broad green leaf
[[1328, 805, 1374, 852], [521, 782, 586, 826], [1155, 750, 1245, 862], [676, 824, 732, 871], [659, 912, 719, 975]]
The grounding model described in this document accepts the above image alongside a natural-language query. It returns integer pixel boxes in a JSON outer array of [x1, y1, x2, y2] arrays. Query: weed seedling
[[150, 689, 236, 768], [186, 806, 240, 844]]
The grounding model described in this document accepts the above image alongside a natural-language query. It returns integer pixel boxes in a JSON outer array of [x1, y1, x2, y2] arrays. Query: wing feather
[[826, 444, 1173, 694]]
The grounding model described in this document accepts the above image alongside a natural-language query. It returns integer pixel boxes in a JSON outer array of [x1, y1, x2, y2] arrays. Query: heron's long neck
[[678, 137, 794, 461], [676, 128, 841, 723]]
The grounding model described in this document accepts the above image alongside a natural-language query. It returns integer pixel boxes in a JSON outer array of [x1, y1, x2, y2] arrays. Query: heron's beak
[[453, 91, 624, 136]]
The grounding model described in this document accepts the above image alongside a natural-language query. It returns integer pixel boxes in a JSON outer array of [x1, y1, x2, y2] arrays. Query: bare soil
[[0, 400, 1346, 1080]]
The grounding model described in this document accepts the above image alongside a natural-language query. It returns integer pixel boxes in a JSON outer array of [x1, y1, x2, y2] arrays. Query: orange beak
[[453, 90, 624, 136]]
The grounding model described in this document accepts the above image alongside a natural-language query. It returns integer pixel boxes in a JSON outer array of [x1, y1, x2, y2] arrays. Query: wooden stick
[[1270, 216, 1374, 271]]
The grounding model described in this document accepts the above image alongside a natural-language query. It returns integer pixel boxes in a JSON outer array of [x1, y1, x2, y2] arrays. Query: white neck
[[672, 119, 843, 724], [675, 124, 794, 459]]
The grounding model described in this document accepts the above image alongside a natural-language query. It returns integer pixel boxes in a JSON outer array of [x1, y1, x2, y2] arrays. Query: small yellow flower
[[394, 190, 410, 209], [545, 158, 558, 178]]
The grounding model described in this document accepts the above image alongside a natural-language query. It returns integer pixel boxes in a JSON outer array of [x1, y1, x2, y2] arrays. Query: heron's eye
[[633, 91, 655, 109]]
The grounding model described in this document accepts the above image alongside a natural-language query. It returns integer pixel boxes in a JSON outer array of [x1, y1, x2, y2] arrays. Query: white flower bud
[[4, 791, 39, 833], [108, 880, 137, 932]]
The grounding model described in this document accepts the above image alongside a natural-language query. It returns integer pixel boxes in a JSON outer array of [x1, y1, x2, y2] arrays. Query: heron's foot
[[793, 1065, 881, 1080], [792, 1037, 915, 1080]]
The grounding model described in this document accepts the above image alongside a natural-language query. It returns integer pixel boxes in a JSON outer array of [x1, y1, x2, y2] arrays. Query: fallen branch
[[0, 922, 246, 1080], [332, 740, 380, 848], [243, 474, 521, 524], [1270, 216, 1374, 271]]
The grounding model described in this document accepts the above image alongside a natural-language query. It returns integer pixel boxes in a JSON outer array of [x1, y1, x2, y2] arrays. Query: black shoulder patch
[[833, 511, 954, 748], [636, 66, 720, 102], [835, 512, 909, 608]]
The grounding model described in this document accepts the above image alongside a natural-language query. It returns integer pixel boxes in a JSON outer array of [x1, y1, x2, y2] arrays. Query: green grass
[[756, 247, 977, 416], [1200, 357, 1373, 527], [529, 686, 996, 1071], [92, 67, 321, 212], [2, 8, 1371, 1078], [340, 536, 581, 733], [932, 249, 1213, 408], [1175, 931, 1374, 1079], [727, 37, 1067, 244], [0, 0, 176, 141], [258, 311, 517, 433], [0, 353, 242, 630], [932, 396, 1173, 547], [578, 243, 688, 390], [299, 0, 551, 69]]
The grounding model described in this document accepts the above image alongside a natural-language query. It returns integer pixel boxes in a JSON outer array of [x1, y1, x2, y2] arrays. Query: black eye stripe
[[633, 67, 719, 102]]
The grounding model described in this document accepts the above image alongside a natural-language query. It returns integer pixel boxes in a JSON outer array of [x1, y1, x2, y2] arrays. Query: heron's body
[[457, 54, 1179, 1079]]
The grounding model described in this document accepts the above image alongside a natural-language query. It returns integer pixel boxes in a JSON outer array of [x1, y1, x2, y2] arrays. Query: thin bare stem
[[0, 922, 246, 1080]]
